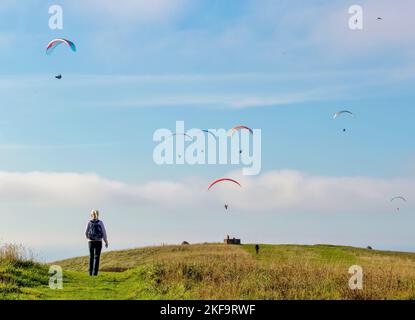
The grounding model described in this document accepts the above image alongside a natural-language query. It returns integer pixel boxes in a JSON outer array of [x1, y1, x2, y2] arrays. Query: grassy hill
[[2, 243, 415, 300]]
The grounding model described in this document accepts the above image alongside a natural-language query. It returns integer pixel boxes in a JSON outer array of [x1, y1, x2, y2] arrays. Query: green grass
[[0, 261, 49, 300], [2, 243, 415, 300]]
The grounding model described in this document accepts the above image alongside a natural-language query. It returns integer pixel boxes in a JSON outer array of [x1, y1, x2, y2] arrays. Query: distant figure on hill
[[85, 209, 108, 276], [255, 244, 260, 255]]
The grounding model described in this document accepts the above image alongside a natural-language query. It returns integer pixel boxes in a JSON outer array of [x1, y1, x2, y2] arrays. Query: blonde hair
[[91, 209, 99, 219]]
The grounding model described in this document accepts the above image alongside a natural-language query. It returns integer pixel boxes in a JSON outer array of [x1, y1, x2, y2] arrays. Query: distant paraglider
[[200, 129, 216, 153], [208, 178, 241, 212], [229, 125, 253, 154], [391, 196, 406, 211], [168, 133, 193, 159], [46, 39, 77, 55], [46, 39, 76, 81], [333, 110, 353, 132]]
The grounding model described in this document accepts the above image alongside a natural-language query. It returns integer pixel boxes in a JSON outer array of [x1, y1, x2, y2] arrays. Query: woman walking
[[85, 209, 108, 276]]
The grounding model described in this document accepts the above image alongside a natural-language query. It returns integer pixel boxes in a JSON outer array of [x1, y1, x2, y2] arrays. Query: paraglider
[[391, 196, 406, 211], [46, 39, 75, 82], [333, 110, 353, 132], [46, 38, 76, 55], [200, 129, 216, 153], [168, 133, 193, 159], [229, 125, 253, 154], [208, 178, 241, 212]]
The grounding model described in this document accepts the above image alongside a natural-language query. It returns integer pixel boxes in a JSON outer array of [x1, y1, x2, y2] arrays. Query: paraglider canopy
[[201, 129, 216, 138], [46, 38, 77, 55], [208, 178, 241, 190], [171, 133, 193, 139], [333, 110, 353, 119], [229, 125, 253, 136], [391, 196, 406, 202]]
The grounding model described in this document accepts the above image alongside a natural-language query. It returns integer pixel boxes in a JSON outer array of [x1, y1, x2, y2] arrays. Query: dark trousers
[[88, 241, 102, 276]]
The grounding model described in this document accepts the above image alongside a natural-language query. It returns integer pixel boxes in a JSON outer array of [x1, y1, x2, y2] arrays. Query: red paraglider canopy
[[208, 178, 242, 190], [230, 125, 253, 135]]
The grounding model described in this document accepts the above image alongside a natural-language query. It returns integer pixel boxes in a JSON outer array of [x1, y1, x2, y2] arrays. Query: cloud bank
[[0, 170, 412, 213]]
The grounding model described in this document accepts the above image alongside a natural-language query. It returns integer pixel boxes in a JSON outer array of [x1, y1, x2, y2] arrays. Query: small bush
[[0, 244, 48, 299]]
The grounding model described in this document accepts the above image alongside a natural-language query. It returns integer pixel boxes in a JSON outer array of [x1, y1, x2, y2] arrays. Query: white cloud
[[231, 170, 413, 212], [88, 90, 334, 109], [0, 72, 383, 110], [1, 169, 413, 260], [69, 0, 189, 23], [0, 171, 203, 209], [0, 170, 412, 213]]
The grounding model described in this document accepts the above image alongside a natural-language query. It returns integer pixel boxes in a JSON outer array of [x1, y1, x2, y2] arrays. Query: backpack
[[88, 220, 103, 241]]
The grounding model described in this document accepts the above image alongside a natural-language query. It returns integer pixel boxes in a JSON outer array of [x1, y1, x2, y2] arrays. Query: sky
[[1, 0, 415, 261]]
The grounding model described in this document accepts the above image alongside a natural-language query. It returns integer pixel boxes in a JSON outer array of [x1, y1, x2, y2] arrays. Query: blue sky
[[1, 0, 415, 261]]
